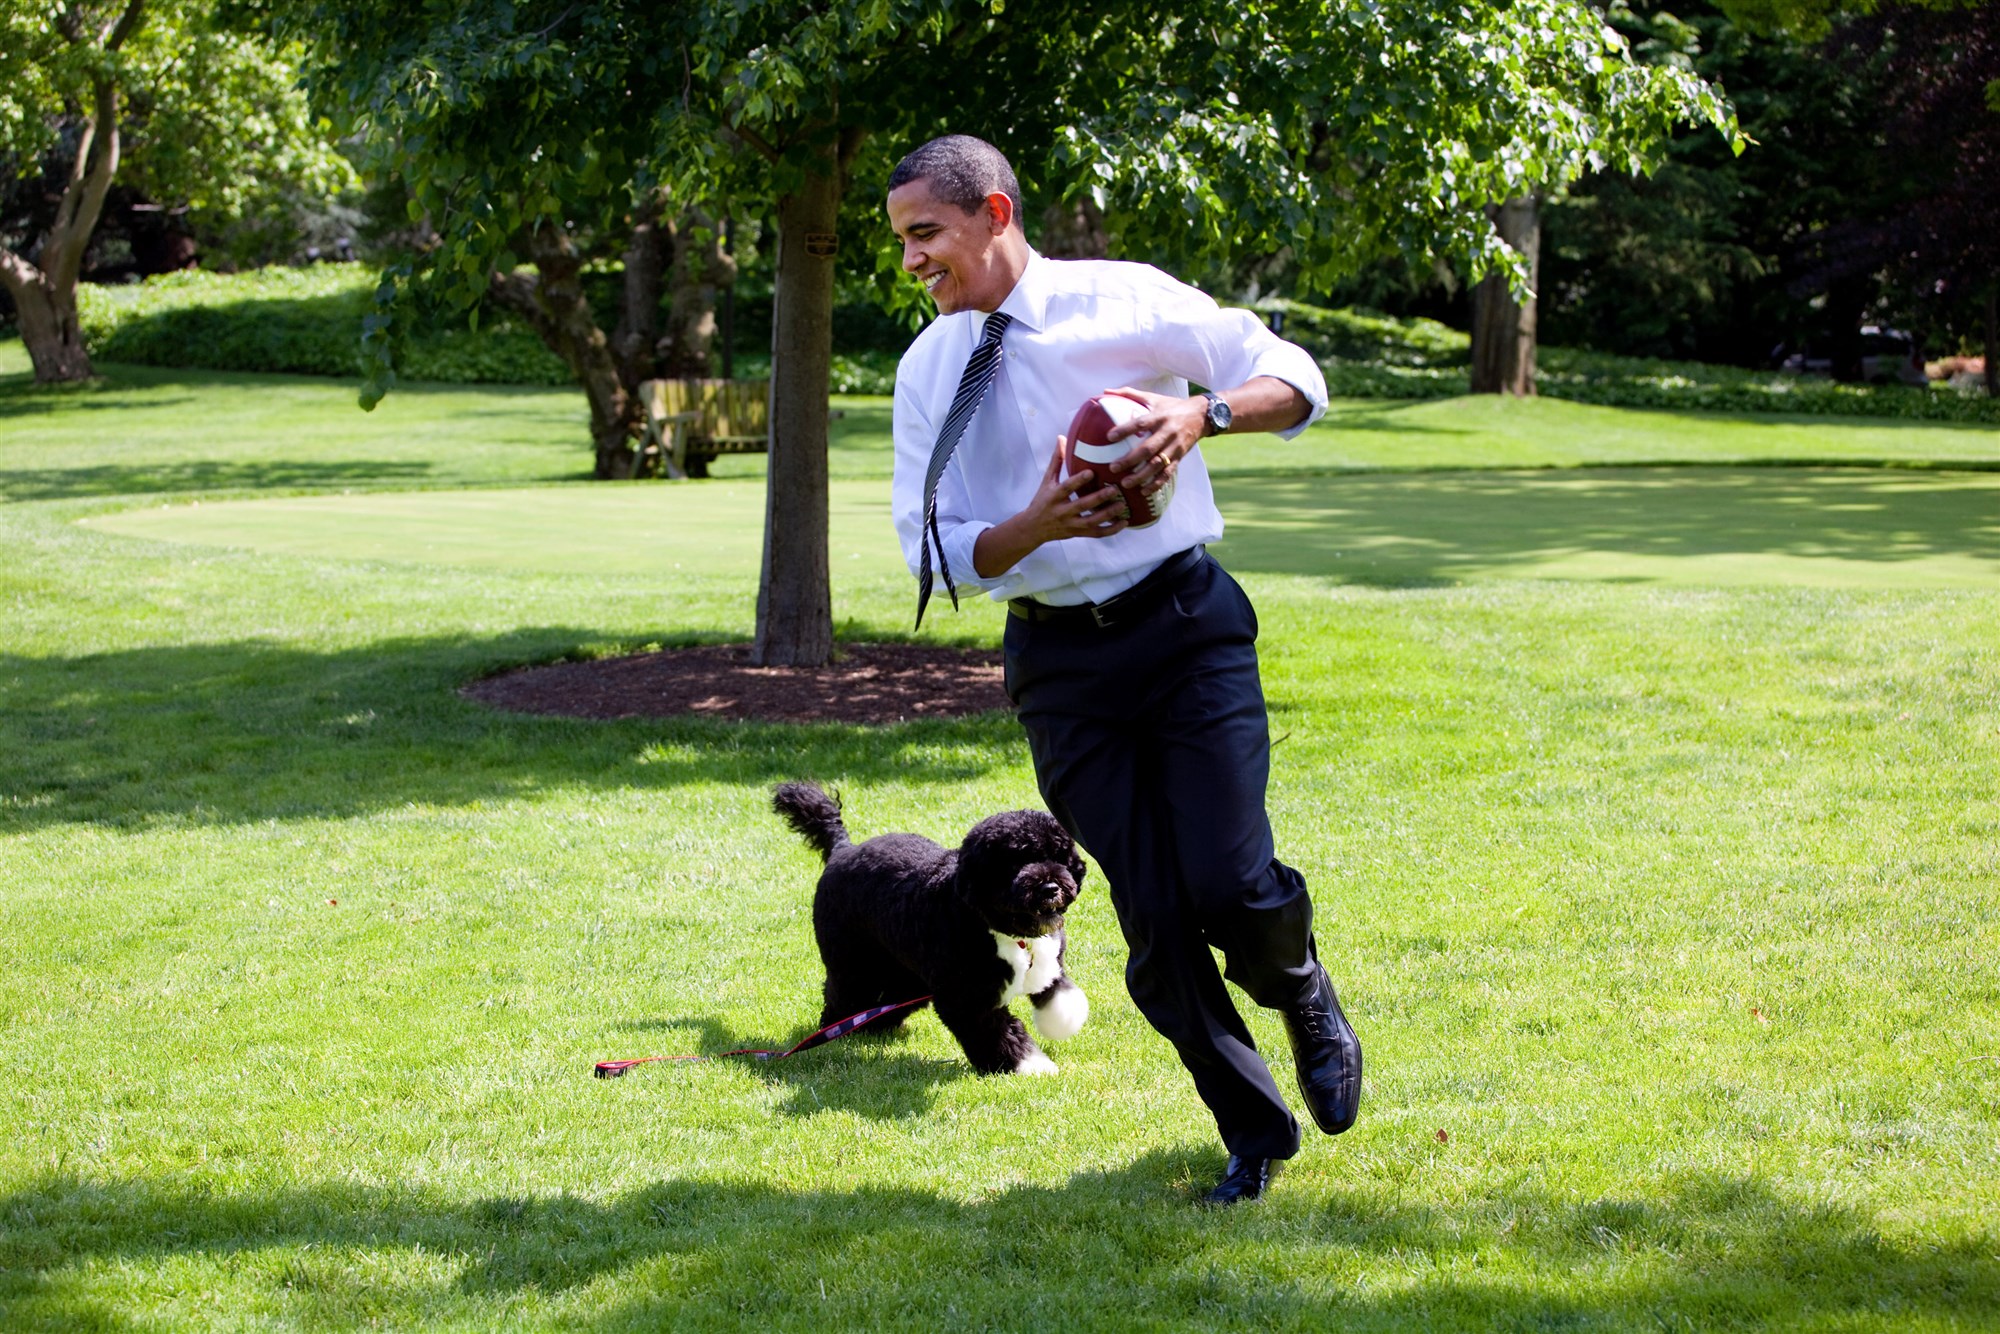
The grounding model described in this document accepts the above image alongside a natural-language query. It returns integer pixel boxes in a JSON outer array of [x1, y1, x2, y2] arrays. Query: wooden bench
[[636, 378, 770, 479]]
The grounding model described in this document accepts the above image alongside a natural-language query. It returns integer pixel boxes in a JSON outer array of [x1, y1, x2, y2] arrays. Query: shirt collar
[[995, 248, 1049, 333]]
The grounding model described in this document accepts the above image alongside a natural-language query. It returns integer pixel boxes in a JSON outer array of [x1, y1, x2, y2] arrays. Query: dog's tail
[[771, 781, 850, 864]]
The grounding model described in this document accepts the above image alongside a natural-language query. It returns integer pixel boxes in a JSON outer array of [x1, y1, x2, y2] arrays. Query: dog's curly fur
[[772, 781, 1090, 1075]]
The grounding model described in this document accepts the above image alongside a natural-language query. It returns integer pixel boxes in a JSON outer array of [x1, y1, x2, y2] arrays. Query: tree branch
[[0, 244, 45, 299], [727, 120, 782, 164], [838, 124, 868, 171], [631, 184, 671, 230], [526, 3, 580, 44], [488, 267, 558, 344], [54, 109, 98, 225], [47, 75, 124, 292], [38, 1, 147, 290], [102, 0, 146, 52]]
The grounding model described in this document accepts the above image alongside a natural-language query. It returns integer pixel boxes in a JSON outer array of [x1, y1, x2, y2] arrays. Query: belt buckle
[[1089, 602, 1114, 629]]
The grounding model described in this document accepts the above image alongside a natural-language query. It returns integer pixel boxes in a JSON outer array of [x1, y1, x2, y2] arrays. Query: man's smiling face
[[886, 178, 1018, 316]]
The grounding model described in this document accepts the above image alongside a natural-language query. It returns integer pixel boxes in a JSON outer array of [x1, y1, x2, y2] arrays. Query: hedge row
[[75, 268, 902, 394], [77, 267, 570, 384], [1263, 298, 2000, 424], [74, 269, 2000, 423]]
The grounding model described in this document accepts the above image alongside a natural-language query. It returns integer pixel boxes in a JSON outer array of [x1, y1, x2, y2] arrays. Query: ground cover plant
[[2, 341, 1998, 1330]]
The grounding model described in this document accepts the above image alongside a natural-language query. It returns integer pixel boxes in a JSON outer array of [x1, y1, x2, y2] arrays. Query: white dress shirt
[[892, 250, 1328, 607]]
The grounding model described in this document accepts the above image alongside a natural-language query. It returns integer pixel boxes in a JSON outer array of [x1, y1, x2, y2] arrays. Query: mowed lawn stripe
[[1214, 466, 2000, 588], [83, 483, 910, 578], [84, 466, 2000, 590]]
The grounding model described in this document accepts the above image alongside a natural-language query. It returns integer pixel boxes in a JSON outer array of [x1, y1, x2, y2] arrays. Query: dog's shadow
[[628, 1012, 966, 1120]]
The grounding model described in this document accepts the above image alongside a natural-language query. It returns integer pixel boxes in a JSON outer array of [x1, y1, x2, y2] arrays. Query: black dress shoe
[[1201, 1154, 1279, 1206], [1284, 964, 1362, 1134]]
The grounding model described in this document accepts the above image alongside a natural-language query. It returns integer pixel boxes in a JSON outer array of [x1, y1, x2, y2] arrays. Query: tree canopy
[[274, 0, 1738, 662], [1538, 0, 1997, 385], [2, 0, 356, 379], [282, 0, 1740, 398]]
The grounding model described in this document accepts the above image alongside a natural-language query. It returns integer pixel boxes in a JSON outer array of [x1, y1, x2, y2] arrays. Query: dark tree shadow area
[[1305, 398, 1476, 436], [0, 1164, 1990, 1329], [0, 386, 201, 418], [0, 350, 570, 419], [0, 628, 1020, 832], [1, 352, 592, 500], [1212, 466, 2000, 585], [0, 458, 451, 502]]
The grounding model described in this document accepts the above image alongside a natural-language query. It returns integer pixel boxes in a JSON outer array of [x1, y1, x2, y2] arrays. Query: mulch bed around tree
[[461, 643, 1011, 724]]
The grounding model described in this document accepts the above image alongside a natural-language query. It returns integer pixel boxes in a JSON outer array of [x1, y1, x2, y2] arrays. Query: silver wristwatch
[[1200, 391, 1233, 437]]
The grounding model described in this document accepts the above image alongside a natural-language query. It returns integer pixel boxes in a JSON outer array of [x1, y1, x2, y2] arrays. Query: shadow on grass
[[0, 347, 589, 407], [0, 385, 201, 418], [0, 628, 1021, 832], [0, 458, 451, 501], [0, 357, 318, 417], [2, 360, 594, 499], [1312, 398, 1479, 435], [0, 1164, 1990, 1328], [1550, 397, 2000, 434], [634, 1011, 965, 1119], [1213, 466, 2000, 585]]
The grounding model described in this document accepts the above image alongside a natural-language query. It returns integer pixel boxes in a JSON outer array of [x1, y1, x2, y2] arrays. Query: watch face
[[1206, 395, 1233, 434]]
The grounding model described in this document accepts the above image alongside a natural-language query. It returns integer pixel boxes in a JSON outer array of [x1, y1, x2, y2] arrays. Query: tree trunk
[[2, 268, 95, 381], [1, 18, 143, 386], [1038, 196, 1109, 259], [659, 210, 736, 377], [1824, 275, 1869, 384], [611, 205, 666, 388], [1985, 286, 1998, 399], [1469, 195, 1541, 396], [753, 135, 844, 667], [490, 225, 640, 479]]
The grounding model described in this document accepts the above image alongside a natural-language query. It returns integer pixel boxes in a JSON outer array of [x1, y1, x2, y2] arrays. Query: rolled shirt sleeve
[[1146, 284, 1328, 439]]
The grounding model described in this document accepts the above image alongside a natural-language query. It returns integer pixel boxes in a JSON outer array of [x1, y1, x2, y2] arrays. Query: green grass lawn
[[3, 342, 1999, 1331]]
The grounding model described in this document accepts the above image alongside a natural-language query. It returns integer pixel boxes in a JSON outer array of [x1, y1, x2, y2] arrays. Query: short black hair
[[888, 135, 1024, 231]]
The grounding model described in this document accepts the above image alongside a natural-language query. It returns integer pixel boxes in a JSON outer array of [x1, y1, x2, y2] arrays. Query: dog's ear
[[952, 826, 999, 908], [955, 812, 1034, 905], [1028, 812, 1083, 885]]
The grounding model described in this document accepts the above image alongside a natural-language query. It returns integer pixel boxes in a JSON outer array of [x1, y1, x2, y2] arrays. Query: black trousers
[[1002, 551, 1317, 1160]]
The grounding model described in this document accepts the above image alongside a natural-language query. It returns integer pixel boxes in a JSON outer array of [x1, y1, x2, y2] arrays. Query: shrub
[[79, 268, 570, 385], [79, 267, 371, 376], [1259, 298, 2000, 424]]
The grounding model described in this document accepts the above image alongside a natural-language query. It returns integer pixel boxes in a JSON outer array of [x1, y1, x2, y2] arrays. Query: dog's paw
[[1031, 984, 1090, 1041], [1013, 1050, 1058, 1076]]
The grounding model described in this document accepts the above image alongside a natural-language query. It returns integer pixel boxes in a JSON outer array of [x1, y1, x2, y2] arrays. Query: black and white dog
[[771, 781, 1089, 1075]]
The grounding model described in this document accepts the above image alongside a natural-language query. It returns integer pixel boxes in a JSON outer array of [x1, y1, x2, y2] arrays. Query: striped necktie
[[915, 310, 1013, 629]]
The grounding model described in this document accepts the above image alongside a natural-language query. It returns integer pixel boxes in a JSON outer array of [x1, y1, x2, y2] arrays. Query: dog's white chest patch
[[993, 931, 1061, 1004]]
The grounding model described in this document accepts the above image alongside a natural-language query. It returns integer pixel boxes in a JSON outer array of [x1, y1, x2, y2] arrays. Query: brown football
[[1062, 391, 1174, 529]]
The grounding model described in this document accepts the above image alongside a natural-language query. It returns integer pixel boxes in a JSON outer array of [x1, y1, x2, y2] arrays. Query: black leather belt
[[1007, 546, 1206, 629]]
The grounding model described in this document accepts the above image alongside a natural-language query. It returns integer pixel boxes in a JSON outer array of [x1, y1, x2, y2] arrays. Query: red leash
[[593, 995, 935, 1078]]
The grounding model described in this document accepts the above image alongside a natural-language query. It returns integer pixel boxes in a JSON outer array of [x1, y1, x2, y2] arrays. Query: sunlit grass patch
[[3, 344, 1998, 1330]]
